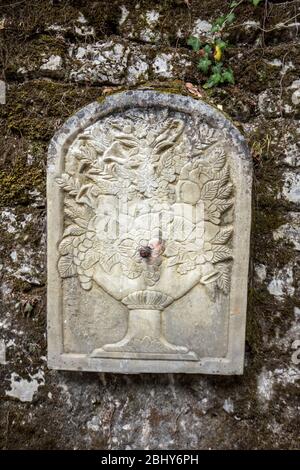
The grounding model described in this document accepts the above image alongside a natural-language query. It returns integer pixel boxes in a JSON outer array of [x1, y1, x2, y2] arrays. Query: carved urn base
[[90, 291, 198, 361]]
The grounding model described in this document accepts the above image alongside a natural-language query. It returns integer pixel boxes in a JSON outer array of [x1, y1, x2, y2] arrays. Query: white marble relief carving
[[47, 90, 252, 374], [56, 111, 233, 359]]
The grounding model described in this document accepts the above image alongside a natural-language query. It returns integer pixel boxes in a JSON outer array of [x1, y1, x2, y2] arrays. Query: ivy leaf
[[211, 24, 220, 33], [226, 12, 236, 24], [203, 72, 222, 89], [197, 57, 212, 74], [252, 0, 262, 6], [187, 36, 201, 52], [222, 68, 235, 84], [214, 16, 226, 27], [215, 39, 227, 50], [204, 44, 212, 54], [212, 63, 223, 74]]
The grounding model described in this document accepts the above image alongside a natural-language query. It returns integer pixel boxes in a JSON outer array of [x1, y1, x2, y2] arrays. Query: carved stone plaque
[[47, 90, 252, 374]]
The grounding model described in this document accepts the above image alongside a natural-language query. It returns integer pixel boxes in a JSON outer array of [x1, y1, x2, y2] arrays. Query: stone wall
[[0, 0, 299, 449]]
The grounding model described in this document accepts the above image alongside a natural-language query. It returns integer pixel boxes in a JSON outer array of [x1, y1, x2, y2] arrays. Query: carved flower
[[196, 241, 214, 264], [161, 166, 176, 183]]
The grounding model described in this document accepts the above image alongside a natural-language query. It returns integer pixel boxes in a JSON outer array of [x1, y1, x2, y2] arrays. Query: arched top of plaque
[[47, 90, 252, 375]]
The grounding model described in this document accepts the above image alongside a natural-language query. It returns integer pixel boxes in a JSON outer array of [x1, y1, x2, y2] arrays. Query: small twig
[[266, 0, 299, 5], [0, 0, 26, 7], [173, 405, 191, 434], [262, 0, 269, 48], [258, 12, 300, 32], [295, 4, 299, 36], [107, 404, 116, 449], [4, 410, 10, 449], [279, 51, 290, 119]]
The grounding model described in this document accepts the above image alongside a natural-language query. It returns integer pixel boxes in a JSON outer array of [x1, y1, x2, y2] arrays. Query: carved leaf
[[58, 236, 74, 256], [65, 199, 90, 221], [217, 183, 233, 199], [64, 224, 85, 237], [215, 199, 233, 213], [212, 245, 232, 263], [201, 180, 219, 201], [95, 179, 118, 195], [192, 126, 217, 155], [212, 227, 233, 245], [85, 140, 104, 156], [204, 208, 220, 225], [73, 217, 88, 229], [58, 254, 76, 278], [219, 166, 230, 187], [56, 174, 80, 196], [216, 264, 231, 294], [213, 150, 226, 170], [154, 119, 184, 147]]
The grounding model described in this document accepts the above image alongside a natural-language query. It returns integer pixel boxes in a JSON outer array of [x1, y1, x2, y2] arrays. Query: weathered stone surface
[[0, 341, 5, 365], [47, 90, 252, 374], [40, 55, 63, 78], [282, 171, 300, 204]]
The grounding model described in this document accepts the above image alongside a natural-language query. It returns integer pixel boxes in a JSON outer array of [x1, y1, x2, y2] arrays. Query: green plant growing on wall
[[187, 35, 234, 89], [187, 0, 263, 88]]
